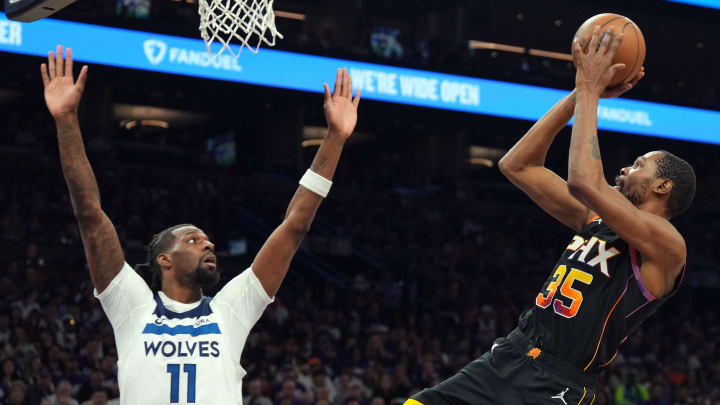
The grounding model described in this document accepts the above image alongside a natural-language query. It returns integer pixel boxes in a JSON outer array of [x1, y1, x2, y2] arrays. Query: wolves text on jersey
[[144, 340, 220, 358]]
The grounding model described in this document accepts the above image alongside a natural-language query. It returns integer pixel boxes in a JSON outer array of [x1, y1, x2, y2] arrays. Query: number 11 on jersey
[[167, 363, 196, 403]]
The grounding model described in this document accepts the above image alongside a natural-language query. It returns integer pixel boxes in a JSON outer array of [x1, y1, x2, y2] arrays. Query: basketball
[[573, 13, 646, 87]]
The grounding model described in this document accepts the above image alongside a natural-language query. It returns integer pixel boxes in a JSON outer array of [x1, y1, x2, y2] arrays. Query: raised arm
[[42, 46, 124, 293], [498, 44, 643, 232], [498, 90, 594, 231], [567, 27, 684, 297], [251, 68, 360, 297]]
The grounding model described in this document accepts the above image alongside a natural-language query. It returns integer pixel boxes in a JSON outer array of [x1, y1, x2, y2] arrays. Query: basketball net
[[198, 0, 283, 57]]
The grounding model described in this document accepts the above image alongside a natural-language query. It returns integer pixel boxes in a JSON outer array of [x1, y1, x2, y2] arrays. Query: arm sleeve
[[93, 262, 154, 357], [213, 267, 274, 330]]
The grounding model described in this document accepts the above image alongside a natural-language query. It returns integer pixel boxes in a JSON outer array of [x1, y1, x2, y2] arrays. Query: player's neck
[[161, 284, 203, 304], [638, 198, 669, 220]]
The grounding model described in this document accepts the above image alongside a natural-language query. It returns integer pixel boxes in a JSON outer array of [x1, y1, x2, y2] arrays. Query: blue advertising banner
[[665, 0, 720, 10], [1, 13, 719, 144]]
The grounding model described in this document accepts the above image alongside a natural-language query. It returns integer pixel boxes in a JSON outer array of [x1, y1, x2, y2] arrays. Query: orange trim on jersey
[[599, 350, 619, 368], [586, 215, 600, 224], [588, 393, 596, 405], [583, 279, 629, 371]]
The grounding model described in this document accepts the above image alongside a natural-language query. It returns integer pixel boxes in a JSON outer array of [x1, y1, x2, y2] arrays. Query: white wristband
[[299, 169, 332, 198]]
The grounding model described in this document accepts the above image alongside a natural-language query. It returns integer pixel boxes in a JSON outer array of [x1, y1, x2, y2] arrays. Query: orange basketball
[[573, 13, 646, 87]]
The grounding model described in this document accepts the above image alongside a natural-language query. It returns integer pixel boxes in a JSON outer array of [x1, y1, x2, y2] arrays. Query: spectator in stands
[[79, 388, 110, 405], [0, 315, 11, 347], [345, 381, 366, 405], [41, 379, 78, 405], [60, 357, 85, 394], [26, 370, 54, 405], [8, 379, 28, 405], [2, 358, 20, 390], [309, 368, 336, 403], [76, 371, 104, 403], [275, 379, 307, 405], [373, 374, 395, 402], [647, 385, 670, 405], [614, 371, 650, 405], [244, 379, 273, 405]]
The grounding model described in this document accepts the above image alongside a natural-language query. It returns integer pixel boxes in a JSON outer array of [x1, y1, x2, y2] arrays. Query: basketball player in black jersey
[[406, 26, 695, 405]]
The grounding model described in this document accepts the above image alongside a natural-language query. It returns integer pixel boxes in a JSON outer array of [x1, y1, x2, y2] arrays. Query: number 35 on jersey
[[536, 235, 620, 318]]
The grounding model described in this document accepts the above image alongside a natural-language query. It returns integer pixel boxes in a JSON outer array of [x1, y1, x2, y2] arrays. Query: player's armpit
[[500, 165, 596, 232], [76, 205, 125, 294], [567, 182, 685, 297]]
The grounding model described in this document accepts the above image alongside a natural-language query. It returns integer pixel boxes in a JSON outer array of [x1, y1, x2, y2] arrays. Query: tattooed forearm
[[589, 135, 601, 160], [57, 120, 76, 134], [283, 130, 345, 242], [55, 115, 101, 215], [311, 157, 327, 172], [52, 115, 124, 292]]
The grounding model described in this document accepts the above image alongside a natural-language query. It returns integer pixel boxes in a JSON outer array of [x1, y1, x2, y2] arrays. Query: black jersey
[[518, 217, 685, 374]]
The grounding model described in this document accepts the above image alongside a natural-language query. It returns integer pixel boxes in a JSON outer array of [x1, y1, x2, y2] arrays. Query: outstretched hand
[[600, 67, 645, 99], [323, 68, 361, 138], [41, 45, 88, 119], [572, 26, 626, 97]]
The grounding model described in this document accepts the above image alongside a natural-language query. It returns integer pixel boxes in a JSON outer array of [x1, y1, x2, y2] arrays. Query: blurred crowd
[[0, 127, 719, 405]]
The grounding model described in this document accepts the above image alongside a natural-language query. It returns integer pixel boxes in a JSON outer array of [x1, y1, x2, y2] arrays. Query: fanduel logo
[[598, 105, 653, 127], [143, 39, 167, 65], [142, 39, 243, 72]]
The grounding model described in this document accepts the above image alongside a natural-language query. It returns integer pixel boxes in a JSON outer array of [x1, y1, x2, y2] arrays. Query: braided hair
[[134, 224, 197, 291]]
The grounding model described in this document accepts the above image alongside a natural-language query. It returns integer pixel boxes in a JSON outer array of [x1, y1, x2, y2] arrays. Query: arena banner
[[1, 13, 719, 145], [665, 0, 720, 10]]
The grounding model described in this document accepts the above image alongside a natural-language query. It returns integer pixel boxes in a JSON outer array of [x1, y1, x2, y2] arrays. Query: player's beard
[[194, 261, 220, 289], [623, 180, 649, 207]]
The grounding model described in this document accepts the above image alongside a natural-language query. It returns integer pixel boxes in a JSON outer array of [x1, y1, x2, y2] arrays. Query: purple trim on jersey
[[625, 300, 652, 319], [629, 246, 656, 302]]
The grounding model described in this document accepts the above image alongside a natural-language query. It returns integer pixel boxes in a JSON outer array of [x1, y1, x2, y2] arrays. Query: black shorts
[[406, 328, 597, 405]]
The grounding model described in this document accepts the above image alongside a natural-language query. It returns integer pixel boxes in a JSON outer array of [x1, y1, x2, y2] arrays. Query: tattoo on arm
[[56, 118, 101, 212], [57, 121, 76, 134], [311, 157, 327, 172], [589, 136, 601, 160]]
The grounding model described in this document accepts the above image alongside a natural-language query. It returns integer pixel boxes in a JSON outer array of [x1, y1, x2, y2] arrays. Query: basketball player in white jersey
[[41, 45, 360, 404]]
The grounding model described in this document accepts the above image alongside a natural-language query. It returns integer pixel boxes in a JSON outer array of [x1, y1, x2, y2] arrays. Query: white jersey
[[94, 262, 273, 405]]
